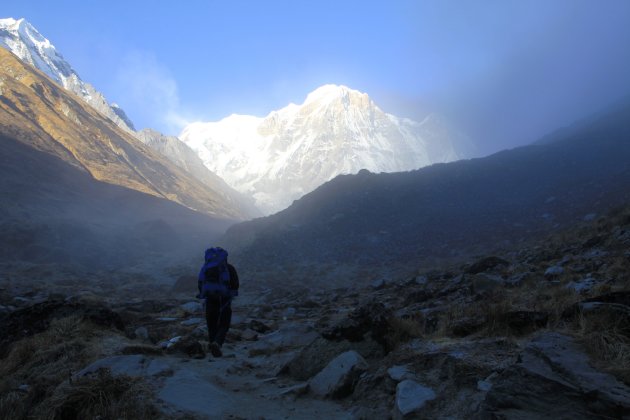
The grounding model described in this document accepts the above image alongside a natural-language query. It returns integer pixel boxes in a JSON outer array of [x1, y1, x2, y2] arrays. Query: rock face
[[309, 350, 368, 398], [480, 332, 630, 418], [181, 84, 468, 214]]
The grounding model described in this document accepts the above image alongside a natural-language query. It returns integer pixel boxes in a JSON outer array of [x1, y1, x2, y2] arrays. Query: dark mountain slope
[[223, 102, 630, 282], [0, 131, 228, 270]]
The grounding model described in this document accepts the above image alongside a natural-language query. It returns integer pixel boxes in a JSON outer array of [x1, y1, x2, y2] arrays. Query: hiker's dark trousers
[[205, 297, 232, 347]]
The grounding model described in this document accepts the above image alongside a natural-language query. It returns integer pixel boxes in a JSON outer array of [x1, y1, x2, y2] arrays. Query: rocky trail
[[2, 208, 630, 418]]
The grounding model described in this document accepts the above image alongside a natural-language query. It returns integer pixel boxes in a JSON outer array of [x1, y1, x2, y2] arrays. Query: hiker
[[197, 247, 239, 357]]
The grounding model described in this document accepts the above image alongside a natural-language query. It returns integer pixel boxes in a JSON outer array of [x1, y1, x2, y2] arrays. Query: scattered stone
[[157, 317, 178, 322], [181, 317, 203, 326], [283, 307, 297, 319], [309, 350, 368, 398], [134, 326, 149, 341], [477, 380, 492, 392], [395, 380, 436, 416], [240, 328, 259, 341], [544, 265, 564, 278], [583, 213, 597, 221], [565, 276, 597, 294], [413, 275, 428, 286], [249, 319, 273, 333], [371, 278, 387, 290], [387, 365, 414, 382], [180, 301, 202, 313], [165, 335, 205, 359]]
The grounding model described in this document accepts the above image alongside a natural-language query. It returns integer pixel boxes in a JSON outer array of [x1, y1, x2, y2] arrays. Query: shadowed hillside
[[223, 101, 630, 285]]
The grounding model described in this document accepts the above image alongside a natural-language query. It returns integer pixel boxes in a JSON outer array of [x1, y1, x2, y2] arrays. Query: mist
[[379, 0, 630, 157]]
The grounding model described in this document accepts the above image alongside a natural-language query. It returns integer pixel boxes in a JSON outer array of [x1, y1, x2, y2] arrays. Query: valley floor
[[2, 207, 630, 419]]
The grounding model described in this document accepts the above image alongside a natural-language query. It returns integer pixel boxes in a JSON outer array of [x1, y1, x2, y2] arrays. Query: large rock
[[283, 335, 383, 381], [465, 256, 509, 275], [480, 332, 630, 418], [165, 335, 205, 359], [395, 380, 436, 416], [309, 350, 368, 398], [322, 301, 393, 351]]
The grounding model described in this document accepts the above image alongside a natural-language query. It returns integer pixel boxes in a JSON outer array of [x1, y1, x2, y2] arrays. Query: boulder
[[544, 265, 564, 278], [395, 380, 436, 416], [480, 332, 630, 418], [165, 335, 205, 359], [134, 326, 149, 341], [465, 256, 510, 275], [309, 350, 368, 398], [387, 365, 414, 382], [180, 301, 202, 313], [282, 336, 382, 381], [371, 278, 387, 290], [565, 276, 597, 294], [249, 319, 273, 333]]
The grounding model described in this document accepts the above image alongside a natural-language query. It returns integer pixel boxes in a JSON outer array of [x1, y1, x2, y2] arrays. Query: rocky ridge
[[0, 17, 135, 133]]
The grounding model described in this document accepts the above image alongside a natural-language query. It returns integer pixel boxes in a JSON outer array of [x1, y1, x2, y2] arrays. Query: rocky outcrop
[[479, 332, 630, 418], [309, 350, 368, 398]]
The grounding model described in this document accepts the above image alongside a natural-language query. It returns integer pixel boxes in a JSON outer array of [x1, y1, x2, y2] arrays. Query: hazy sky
[[4, 0, 630, 155]]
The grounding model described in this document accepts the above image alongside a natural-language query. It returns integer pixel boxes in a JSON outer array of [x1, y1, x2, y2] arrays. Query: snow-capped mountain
[[0, 17, 135, 132], [180, 84, 470, 214]]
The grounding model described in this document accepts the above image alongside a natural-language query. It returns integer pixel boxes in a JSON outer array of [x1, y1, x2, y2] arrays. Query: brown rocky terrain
[[0, 47, 250, 220], [1, 205, 629, 419]]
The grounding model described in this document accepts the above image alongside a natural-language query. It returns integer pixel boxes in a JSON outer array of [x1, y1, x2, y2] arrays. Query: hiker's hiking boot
[[210, 341, 222, 357]]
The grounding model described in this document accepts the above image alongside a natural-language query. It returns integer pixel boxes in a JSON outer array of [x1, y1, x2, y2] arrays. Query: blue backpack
[[198, 247, 231, 300]]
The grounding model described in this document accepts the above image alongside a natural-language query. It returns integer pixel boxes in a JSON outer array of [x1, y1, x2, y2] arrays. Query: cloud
[[115, 51, 189, 134]]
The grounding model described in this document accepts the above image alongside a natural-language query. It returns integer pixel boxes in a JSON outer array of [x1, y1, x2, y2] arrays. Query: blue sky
[[4, 0, 630, 155]]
